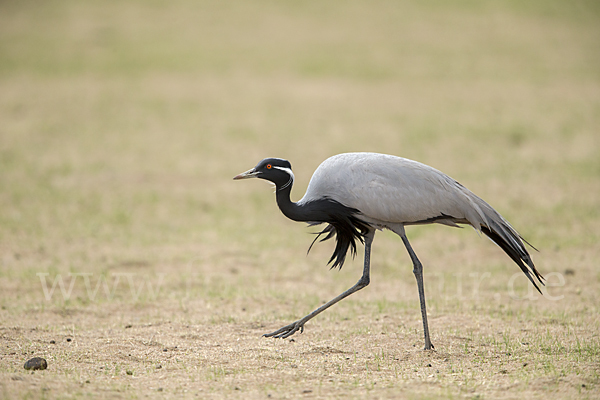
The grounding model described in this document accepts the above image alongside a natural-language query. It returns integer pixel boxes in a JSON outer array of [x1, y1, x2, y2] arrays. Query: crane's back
[[300, 152, 489, 227]]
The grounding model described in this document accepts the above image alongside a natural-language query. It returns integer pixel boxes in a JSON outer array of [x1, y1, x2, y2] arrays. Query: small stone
[[66, 338, 72, 342], [24, 357, 47, 371], [49, 340, 56, 344]]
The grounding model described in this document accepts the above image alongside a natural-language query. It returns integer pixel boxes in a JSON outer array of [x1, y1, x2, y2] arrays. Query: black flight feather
[[480, 225, 544, 293]]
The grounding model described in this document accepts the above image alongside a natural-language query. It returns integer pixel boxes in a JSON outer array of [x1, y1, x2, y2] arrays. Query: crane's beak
[[233, 168, 259, 180]]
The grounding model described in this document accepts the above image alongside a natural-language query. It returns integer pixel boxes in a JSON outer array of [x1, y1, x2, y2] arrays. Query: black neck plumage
[[273, 180, 371, 269]]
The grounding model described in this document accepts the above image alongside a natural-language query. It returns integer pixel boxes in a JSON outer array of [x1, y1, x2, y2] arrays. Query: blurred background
[[1, 2, 599, 396], [0, 0, 598, 306]]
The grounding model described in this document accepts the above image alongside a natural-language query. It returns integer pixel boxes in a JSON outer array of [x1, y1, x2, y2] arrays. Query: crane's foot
[[424, 340, 435, 350], [263, 320, 305, 339]]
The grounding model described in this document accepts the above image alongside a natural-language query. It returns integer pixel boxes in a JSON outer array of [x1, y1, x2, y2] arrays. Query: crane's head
[[233, 158, 294, 190]]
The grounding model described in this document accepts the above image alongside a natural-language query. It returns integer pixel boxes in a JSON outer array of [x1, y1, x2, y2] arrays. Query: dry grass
[[1, 0, 599, 398]]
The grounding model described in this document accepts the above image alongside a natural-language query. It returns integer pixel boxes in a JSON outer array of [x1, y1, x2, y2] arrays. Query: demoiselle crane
[[234, 152, 543, 349]]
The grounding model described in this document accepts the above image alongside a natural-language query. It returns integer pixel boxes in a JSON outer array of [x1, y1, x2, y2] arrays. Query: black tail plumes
[[481, 224, 545, 293]]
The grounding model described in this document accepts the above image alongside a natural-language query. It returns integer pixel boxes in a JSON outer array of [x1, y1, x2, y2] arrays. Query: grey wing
[[302, 153, 488, 228]]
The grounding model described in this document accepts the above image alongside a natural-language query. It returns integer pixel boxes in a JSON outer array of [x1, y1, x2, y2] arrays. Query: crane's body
[[234, 152, 544, 349]]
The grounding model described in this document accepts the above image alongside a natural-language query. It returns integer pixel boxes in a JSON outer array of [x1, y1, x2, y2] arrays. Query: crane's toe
[[263, 321, 305, 339]]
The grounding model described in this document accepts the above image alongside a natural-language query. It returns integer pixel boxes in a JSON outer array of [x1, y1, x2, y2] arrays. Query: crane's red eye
[[266, 164, 272, 169]]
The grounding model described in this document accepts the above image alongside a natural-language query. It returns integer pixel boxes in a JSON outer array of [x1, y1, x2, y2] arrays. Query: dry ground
[[0, 0, 599, 398]]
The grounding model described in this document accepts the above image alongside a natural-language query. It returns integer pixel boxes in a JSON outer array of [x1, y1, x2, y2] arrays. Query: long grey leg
[[264, 229, 376, 339], [400, 233, 434, 350]]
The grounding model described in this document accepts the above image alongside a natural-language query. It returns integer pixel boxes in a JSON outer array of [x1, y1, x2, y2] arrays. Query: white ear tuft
[[273, 166, 294, 190]]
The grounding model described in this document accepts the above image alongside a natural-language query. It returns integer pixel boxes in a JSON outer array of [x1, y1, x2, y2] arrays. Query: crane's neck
[[275, 182, 308, 222], [272, 174, 371, 271]]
